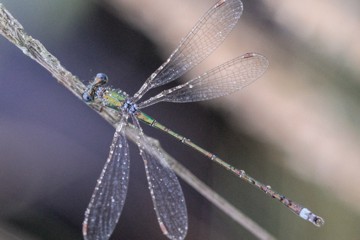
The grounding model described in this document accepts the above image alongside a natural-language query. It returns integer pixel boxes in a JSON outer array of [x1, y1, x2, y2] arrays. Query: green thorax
[[100, 88, 128, 110], [100, 88, 156, 126]]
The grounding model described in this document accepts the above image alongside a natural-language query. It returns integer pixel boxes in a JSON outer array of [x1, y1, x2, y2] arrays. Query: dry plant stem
[[0, 4, 275, 240]]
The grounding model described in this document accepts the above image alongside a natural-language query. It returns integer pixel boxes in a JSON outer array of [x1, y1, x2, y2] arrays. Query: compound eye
[[95, 73, 108, 85], [82, 92, 94, 102]]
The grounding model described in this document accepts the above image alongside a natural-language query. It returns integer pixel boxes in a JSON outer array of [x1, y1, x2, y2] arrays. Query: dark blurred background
[[1, 0, 360, 239]]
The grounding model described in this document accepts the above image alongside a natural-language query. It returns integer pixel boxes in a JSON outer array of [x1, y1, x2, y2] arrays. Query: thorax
[[98, 88, 138, 114], [98, 88, 128, 110]]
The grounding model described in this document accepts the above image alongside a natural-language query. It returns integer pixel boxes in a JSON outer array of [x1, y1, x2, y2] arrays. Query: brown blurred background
[[1, 0, 359, 239]]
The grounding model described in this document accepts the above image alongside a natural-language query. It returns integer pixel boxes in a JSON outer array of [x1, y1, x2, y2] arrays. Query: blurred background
[[1, 0, 360, 239]]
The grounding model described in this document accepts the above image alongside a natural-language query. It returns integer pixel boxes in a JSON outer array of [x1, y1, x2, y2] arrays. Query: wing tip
[[162, 222, 188, 240], [242, 52, 269, 69]]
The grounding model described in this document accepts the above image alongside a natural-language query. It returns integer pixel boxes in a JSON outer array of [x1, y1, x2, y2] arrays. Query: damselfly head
[[82, 73, 109, 102], [82, 91, 94, 102], [93, 73, 108, 87]]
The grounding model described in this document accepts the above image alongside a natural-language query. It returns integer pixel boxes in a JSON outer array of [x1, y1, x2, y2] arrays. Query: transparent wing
[[133, 0, 243, 101], [83, 117, 130, 240], [138, 53, 268, 108], [131, 116, 188, 240]]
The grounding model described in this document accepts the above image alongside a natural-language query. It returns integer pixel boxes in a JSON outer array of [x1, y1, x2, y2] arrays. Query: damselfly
[[82, 0, 324, 239]]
